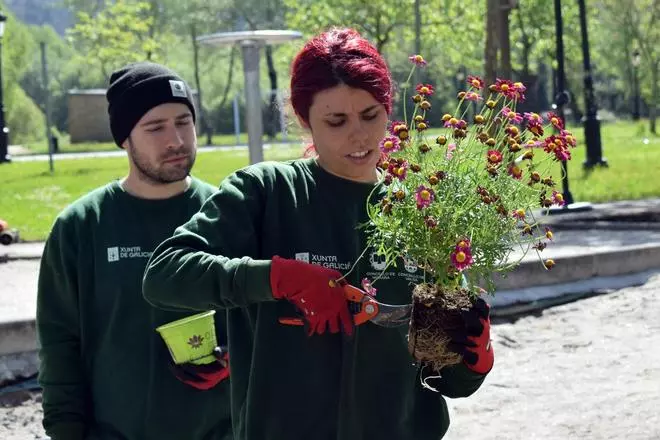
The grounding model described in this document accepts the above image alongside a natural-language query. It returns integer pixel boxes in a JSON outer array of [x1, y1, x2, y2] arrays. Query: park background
[[0, 0, 658, 241]]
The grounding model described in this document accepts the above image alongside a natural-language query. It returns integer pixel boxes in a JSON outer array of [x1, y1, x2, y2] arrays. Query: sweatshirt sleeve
[[36, 218, 89, 440], [419, 275, 489, 398], [143, 169, 275, 312], [432, 363, 488, 398]]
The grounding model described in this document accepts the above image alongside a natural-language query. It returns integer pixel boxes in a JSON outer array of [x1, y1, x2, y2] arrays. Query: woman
[[143, 28, 493, 440]]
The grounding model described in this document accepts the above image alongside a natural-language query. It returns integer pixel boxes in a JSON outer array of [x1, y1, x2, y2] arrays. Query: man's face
[[123, 102, 197, 184]]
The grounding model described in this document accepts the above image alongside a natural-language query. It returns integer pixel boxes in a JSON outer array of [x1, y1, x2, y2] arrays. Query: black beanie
[[106, 61, 196, 147]]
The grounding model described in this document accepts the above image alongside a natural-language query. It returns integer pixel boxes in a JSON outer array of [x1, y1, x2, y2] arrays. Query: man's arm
[[36, 218, 89, 440]]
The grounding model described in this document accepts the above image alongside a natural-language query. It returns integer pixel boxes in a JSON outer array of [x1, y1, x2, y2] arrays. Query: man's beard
[[127, 139, 196, 184]]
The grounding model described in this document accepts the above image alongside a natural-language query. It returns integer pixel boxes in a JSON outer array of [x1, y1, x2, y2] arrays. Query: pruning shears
[[278, 283, 412, 328]]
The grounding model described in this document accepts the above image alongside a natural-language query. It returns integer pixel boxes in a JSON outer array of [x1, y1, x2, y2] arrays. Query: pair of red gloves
[[174, 256, 494, 390], [270, 256, 494, 374]]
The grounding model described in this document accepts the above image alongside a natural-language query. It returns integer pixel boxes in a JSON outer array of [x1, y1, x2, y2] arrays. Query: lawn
[[19, 131, 303, 155], [555, 120, 660, 202], [0, 144, 304, 241], [1, 119, 658, 241]]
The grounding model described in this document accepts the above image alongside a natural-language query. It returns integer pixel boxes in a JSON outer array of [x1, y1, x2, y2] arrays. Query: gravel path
[[445, 272, 660, 440], [0, 260, 39, 322], [1, 270, 659, 439]]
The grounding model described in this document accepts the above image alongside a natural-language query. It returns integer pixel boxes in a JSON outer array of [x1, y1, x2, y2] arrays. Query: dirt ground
[[1, 273, 659, 440], [444, 272, 660, 440]]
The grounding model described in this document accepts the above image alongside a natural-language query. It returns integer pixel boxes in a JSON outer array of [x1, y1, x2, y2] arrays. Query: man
[[36, 62, 232, 440]]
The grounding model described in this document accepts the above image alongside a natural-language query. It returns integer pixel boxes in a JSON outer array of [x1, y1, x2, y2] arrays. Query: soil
[[408, 283, 473, 371]]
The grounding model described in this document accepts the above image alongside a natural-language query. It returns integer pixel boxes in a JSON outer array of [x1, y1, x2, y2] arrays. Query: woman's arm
[[142, 170, 275, 311]]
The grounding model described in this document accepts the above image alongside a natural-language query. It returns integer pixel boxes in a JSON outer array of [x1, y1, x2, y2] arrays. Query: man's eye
[[327, 120, 345, 127], [146, 126, 164, 133], [176, 119, 192, 126]]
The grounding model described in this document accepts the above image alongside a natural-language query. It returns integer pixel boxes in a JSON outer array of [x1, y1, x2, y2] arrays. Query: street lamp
[[632, 49, 641, 121], [577, 0, 606, 169], [0, 11, 10, 164], [548, 0, 592, 215], [197, 30, 302, 164]]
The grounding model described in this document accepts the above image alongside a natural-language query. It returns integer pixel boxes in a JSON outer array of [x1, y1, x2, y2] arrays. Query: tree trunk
[[264, 45, 278, 140], [145, 0, 159, 61], [218, 47, 237, 109], [514, 5, 532, 77], [650, 63, 658, 134], [484, 0, 499, 87], [263, 4, 278, 140], [190, 24, 212, 146], [497, 0, 512, 79]]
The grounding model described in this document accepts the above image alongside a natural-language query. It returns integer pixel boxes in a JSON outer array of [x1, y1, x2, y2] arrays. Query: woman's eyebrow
[[324, 105, 380, 117]]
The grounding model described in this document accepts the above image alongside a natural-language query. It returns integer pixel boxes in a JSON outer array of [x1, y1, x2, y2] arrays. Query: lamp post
[[577, 0, 606, 169], [632, 49, 641, 121], [0, 12, 10, 164], [197, 30, 302, 165], [549, 0, 592, 215]]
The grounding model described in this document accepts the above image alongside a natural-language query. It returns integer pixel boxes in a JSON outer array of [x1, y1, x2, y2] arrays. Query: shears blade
[[278, 283, 412, 328]]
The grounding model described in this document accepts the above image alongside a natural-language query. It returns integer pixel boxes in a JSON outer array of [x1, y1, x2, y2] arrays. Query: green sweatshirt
[[143, 159, 487, 440], [37, 177, 233, 440]]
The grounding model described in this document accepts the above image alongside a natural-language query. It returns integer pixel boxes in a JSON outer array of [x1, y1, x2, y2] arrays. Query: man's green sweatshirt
[[143, 159, 487, 440], [37, 177, 233, 440]]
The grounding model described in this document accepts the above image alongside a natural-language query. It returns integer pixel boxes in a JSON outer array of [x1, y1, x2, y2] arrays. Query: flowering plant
[[364, 54, 576, 371]]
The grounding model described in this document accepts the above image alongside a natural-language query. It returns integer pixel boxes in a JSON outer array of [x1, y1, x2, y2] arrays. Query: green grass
[[19, 131, 304, 155], [1, 120, 659, 241], [556, 119, 660, 202], [0, 144, 304, 241]]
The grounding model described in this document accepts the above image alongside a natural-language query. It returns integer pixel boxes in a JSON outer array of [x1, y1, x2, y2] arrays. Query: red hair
[[290, 28, 393, 156]]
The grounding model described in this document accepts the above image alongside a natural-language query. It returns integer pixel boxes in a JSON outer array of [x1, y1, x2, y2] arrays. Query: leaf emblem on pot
[[187, 335, 204, 349]]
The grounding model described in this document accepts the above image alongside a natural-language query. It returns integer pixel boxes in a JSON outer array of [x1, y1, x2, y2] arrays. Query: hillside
[[4, 0, 71, 35]]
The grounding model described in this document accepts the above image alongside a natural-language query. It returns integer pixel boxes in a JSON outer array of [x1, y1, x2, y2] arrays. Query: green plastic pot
[[156, 310, 218, 365]]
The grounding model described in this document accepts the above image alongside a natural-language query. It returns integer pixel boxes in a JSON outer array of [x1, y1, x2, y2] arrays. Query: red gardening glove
[[270, 256, 354, 336], [170, 346, 230, 390], [447, 297, 494, 374]]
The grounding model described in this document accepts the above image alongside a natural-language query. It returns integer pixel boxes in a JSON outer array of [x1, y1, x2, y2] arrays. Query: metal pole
[[553, 0, 574, 206], [414, 0, 421, 86], [0, 39, 9, 164], [548, 0, 592, 215], [41, 42, 54, 173], [577, 0, 606, 169], [278, 90, 287, 142], [632, 67, 641, 120], [632, 50, 641, 120], [241, 40, 264, 164]]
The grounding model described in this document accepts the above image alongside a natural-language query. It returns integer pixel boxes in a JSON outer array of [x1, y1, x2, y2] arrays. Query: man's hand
[[170, 346, 230, 390]]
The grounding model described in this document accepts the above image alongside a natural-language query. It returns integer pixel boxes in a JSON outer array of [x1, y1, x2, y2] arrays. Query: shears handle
[[278, 284, 379, 327]]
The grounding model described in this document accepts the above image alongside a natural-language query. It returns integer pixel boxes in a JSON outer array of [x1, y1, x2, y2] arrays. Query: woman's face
[[304, 84, 388, 183]]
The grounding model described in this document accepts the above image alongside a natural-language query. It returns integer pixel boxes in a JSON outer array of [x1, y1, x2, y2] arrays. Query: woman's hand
[[270, 256, 354, 336], [446, 298, 494, 374]]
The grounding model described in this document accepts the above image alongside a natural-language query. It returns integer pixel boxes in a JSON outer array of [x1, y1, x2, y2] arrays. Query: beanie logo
[[169, 80, 187, 98]]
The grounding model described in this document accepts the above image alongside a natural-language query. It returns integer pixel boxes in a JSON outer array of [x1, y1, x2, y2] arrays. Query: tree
[[66, 0, 159, 79], [505, 0, 584, 113], [157, 0, 238, 143], [231, 0, 287, 139], [620, 0, 659, 133], [283, 0, 411, 53], [61, 0, 107, 17], [593, 0, 659, 133]]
